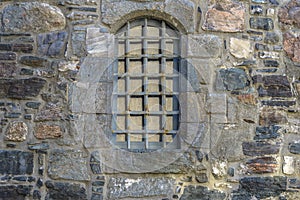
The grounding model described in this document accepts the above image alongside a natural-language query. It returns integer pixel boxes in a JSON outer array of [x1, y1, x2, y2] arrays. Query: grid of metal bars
[[112, 18, 180, 150]]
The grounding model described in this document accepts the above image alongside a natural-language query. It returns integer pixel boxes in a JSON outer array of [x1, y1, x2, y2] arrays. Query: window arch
[[112, 18, 181, 151]]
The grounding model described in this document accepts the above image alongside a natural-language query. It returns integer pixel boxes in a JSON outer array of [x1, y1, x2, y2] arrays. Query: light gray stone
[[230, 38, 252, 59], [101, 0, 194, 33], [188, 34, 222, 58], [48, 149, 90, 181], [2, 2, 66, 33], [283, 156, 295, 175], [107, 177, 175, 199], [86, 28, 114, 57]]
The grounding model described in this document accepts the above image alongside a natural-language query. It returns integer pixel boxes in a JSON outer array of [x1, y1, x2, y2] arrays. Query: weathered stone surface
[[279, 0, 300, 29], [202, 1, 245, 32], [283, 30, 300, 63], [72, 31, 86, 57], [25, 102, 41, 109], [264, 32, 280, 44], [102, 0, 194, 33], [261, 100, 296, 107], [86, 28, 114, 57], [246, 156, 278, 174], [0, 150, 33, 175], [254, 75, 292, 97], [38, 32, 68, 57], [0, 62, 17, 77], [229, 38, 252, 59], [250, 18, 274, 30], [0, 52, 16, 60], [180, 185, 226, 200], [259, 107, 288, 126], [0, 185, 32, 199], [107, 177, 175, 199], [35, 103, 63, 121], [254, 125, 280, 140], [34, 124, 62, 139], [283, 156, 295, 175], [0, 78, 46, 99], [236, 94, 257, 105], [289, 142, 300, 154], [211, 160, 227, 179], [45, 181, 87, 200], [90, 151, 101, 174], [242, 142, 280, 156], [251, 5, 263, 15], [28, 142, 50, 150], [188, 34, 221, 58], [195, 173, 208, 183], [2, 2, 66, 33], [238, 176, 287, 199], [216, 68, 250, 91], [5, 121, 28, 142], [48, 149, 90, 181], [12, 44, 33, 53], [20, 56, 48, 68]]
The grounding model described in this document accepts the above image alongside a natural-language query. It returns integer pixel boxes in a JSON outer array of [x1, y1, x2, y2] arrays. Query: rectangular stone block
[[0, 62, 17, 77], [0, 150, 33, 175], [0, 78, 46, 99], [86, 28, 114, 57], [187, 34, 221, 58], [246, 156, 278, 174], [107, 177, 175, 199], [250, 17, 274, 30], [0, 52, 16, 60], [242, 142, 280, 156], [48, 149, 90, 181], [0, 185, 32, 199]]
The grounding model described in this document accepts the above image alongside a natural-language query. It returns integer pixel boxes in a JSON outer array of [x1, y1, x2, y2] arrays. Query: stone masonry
[[0, 0, 300, 199]]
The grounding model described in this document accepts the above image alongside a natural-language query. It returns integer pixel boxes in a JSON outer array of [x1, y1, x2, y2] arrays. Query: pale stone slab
[[230, 38, 252, 59]]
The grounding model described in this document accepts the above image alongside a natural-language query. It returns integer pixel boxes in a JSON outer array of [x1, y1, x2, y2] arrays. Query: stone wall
[[0, 0, 300, 199]]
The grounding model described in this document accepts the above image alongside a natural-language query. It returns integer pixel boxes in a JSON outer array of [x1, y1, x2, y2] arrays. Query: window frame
[[112, 18, 182, 151]]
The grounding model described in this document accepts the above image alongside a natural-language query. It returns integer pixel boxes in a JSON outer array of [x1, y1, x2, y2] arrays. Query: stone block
[[202, 1, 245, 32], [283, 156, 295, 175], [101, 0, 194, 33], [0, 62, 17, 77], [0, 150, 33, 175], [38, 32, 68, 58], [259, 107, 288, 126], [34, 124, 62, 139], [264, 60, 279, 67], [20, 56, 48, 68], [250, 17, 274, 30], [264, 32, 280, 44], [107, 177, 175, 199], [45, 181, 87, 200], [180, 185, 226, 200], [251, 5, 263, 15], [35, 103, 63, 121], [289, 142, 300, 154], [72, 31, 86, 57], [2, 2, 66, 33], [48, 149, 90, 181], [211, 160, 227, 179], [0, 78, 46, 99], [86, 28, 114, 57], [187, 59, 211, 85], [246, 156, 278, 174], [0, 52, 16, 60], [208, 93, 227, 114], [216, 68, 250, 91], [242, 142, 280, 156], [239, 176, 287, 198], [5, 121, 28, 142], [254, 125, 280, 140], [283, 30, 300, 63], [188, 34, 221, 58], [279, 0, 300, 29], [230, 38, 252, 59], [195, 173, 208, 183], [12, 44, 33, 53], [0, 185, 32, 199]]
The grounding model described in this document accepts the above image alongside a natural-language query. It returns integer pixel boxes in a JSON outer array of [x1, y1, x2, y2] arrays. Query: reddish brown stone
[[246, 157, 278, 174], [237, 94, 257, 105], [35, 124, 62, 139], [259, 107, 287, 126], [279, 0, 300, 29], [202, 1, 245, 32], [283, 31, 300, 63]]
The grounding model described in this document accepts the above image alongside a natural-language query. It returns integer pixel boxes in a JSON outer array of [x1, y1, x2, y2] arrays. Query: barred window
[[112, 18, 181, 151]]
